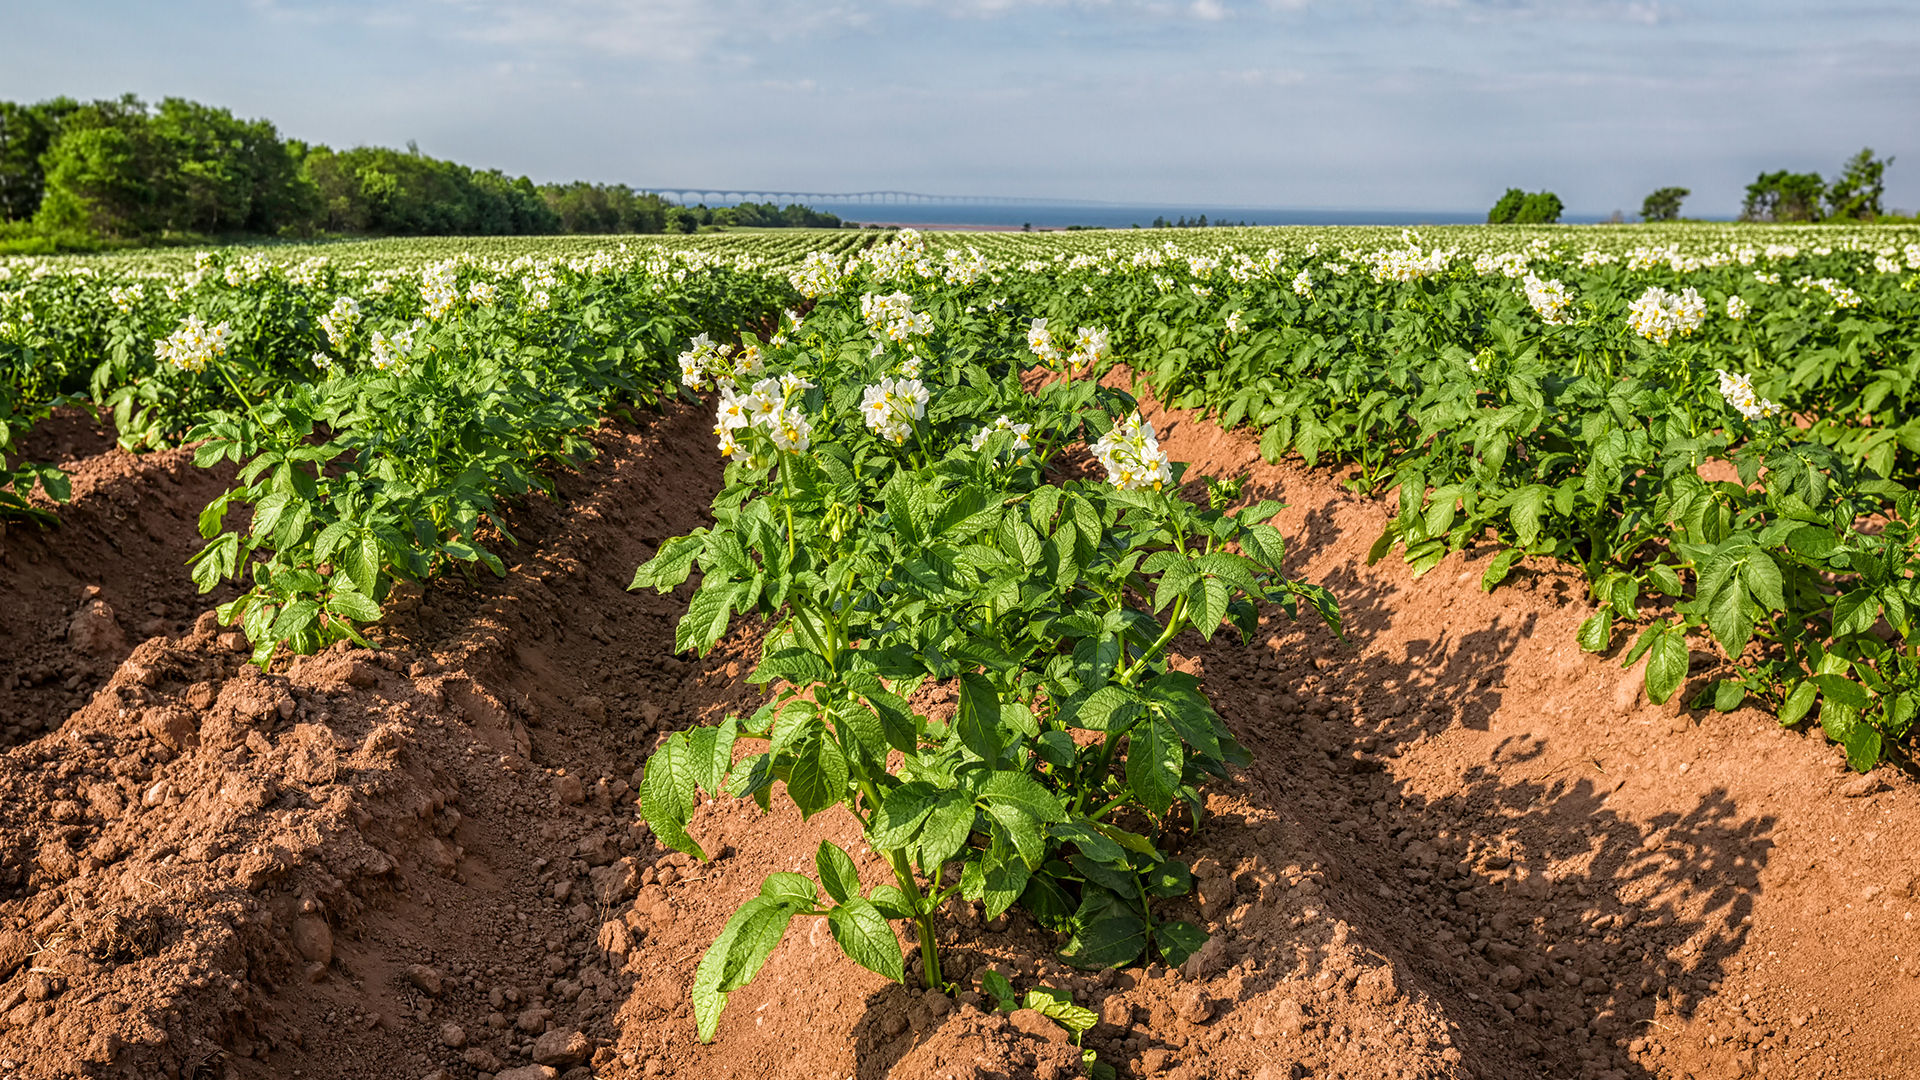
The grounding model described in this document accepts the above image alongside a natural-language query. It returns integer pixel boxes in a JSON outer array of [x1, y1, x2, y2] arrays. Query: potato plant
[[633, 241, 1337, 1040]]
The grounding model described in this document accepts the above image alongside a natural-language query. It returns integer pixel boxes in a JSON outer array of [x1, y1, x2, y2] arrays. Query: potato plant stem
[[888, 848, 945, 991]]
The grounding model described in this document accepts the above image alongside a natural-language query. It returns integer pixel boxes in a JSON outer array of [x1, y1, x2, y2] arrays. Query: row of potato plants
[[984, 234, 1920, 770], [631, 232, 1339, 1054], [0, 234, 839, 524], [2, 245, 793, 657]]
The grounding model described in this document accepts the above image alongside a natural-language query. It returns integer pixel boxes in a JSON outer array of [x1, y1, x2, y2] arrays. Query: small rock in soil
[[291, 915, 333, 964], [406, 964, 445, 996], [439, 1023, 467, 1049], [1177, 988, 1215, 1023], [1840, 774, 1887, 798], [554, 774, 585, 805], [531, 1029, 590, 1067], [1100, 997, 1134, 1029], [496, 1067, 559, 1080]]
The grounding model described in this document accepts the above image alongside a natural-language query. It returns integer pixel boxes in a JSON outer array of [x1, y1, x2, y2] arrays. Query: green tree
[[1741, 171, 1825, 222], [1487, 187, 1526, 224], [34, 124, 153, 238], [1513, 191, 1564, 224], [1640, 186, 1688, 222], [1826, 147, 1892, 220], [0, 97, 78, 221]]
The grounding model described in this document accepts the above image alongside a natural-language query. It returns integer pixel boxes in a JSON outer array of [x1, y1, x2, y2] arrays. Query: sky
[[3, 0, 1918, 217]]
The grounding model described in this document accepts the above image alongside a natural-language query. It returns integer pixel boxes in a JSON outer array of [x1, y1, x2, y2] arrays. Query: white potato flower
[[1715, 369, 1781, 421], [1092, 413, 1172, 492]]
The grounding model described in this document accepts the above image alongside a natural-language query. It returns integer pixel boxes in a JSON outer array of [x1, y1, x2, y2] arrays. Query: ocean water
[[770, 201, 1612, 230]]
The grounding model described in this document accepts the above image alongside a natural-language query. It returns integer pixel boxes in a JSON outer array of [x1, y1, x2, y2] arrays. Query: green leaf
[[816, 840, 861, 905], [786, 727, 848, 819], [1644, 629, 1688, 705], [633, 533, 705, 592], [981, 772, 1067, 825], [918, 789, 975, 870], [956, 671, 1004, 761], [1712, 679, 1746, 712], [1154, 921, 1209, 968], [1779, 680, 1819, 726], [1704, 578, 1754, 657], [1831, 590, 1879, 637], [1510, 484, 1548, 548], [1819, 701, 1883, 773], [1480, 548, 1522, 592], [640, 732, 706, 860], [677, 580, 738, 656], [1025, 991, 1099, 1036], [870, 782, 940, 850], [1742, 554, 1785, 611], [828, 898, 904, 982], [325, 585, 384, 625], [1576, 609, 1613, 654], [719, 895, 802, 993], [1059, 886, 1148, 969], [1125, 716, 1182, 819], [760, 872, 819, 908], [980, 969, 1018, 1010]]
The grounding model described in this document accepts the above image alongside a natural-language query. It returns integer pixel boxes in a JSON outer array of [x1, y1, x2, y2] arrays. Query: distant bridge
[[643, 188, 1109, 208]]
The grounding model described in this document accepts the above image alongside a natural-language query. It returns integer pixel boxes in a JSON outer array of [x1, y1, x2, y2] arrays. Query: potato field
[[2, 222, 1919, 1080]]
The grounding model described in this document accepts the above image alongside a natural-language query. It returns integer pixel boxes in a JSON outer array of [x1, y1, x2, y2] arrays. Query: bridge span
[[643, 189, 1106, 207]]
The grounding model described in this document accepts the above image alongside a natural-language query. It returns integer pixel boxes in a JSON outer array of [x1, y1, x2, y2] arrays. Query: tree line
[[0, 94, 845, 249], [1490, 147, 1898, 225]]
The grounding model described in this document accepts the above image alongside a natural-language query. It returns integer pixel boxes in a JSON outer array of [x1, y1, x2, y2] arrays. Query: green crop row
[[631, 231, 1337, 1060]]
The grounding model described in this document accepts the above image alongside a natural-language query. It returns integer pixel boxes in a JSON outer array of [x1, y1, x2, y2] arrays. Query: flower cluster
[[1726, 295, 1750, 321], [970, 414, 1033, 462], [790, 251, 853, 298], [1028, 318, 1060, 363], [714, 374, 814, 458], [107, 283, 145, 314], [1715, 369, 1781, 421], [221, 253, 271, 287], [466, 280, 498, 307], [1368, 246, 1454, 284], [1292, 269, 1314, 298], [860, 292, 933, 344], [1801, 277, 1863, 309], [942, 248, 988, 286], [1473, 252, 1533, 279], [1626, 285, 1707, 345], [1226, 310, 1245, 334], [420, 263, 460, 320], [1092, 413, 1172, 492], [1521, 275, 1575, 325], [319, 295, 361, 352], [153, 314, 231, 373], [678, 333, 764, 391], [860, 376, 929, 444], [370, 319, 426, 371]]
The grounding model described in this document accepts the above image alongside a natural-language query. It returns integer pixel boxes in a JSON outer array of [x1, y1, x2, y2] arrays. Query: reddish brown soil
[[1, 409, 239, 746], [0, 388, 1916, 1080]]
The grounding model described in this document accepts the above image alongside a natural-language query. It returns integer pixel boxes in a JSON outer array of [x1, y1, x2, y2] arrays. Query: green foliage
[[1827, 147, 1893, 221], [1742, 170, 1826, 222], [1641, 186, 1689, 222], [1487, 188, 1526, 224], [1489, 189, 1563, 225], [632, 242, 1337, 1040]]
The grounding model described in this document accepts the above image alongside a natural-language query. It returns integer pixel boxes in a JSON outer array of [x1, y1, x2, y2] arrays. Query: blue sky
[[4, 0, 1917, 215]]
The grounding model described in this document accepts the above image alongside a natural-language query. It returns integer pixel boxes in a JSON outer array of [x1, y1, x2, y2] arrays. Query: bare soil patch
[[0, 390, 1914, 1080]]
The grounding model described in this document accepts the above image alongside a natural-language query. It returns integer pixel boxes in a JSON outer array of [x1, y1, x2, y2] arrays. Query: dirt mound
[[0, 390, 1915, 1080], [1, 407, 239, 747]]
